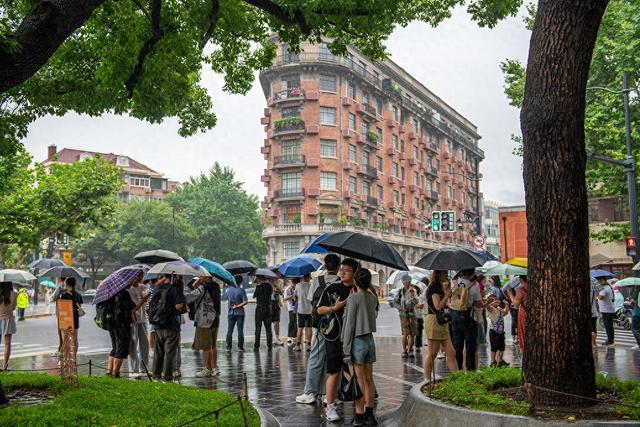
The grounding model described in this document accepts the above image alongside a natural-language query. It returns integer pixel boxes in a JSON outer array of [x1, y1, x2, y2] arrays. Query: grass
[[427, 368, 640, 420], [0, 372, 261, 426]]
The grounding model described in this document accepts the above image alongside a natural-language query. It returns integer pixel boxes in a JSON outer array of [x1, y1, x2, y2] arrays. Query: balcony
[[364, 196, 379, 207], [356, 103, 378, 121], [427, 166, 438, 177], [361, 132, 380, 149], [357, 164, 379, 180], [428, 191, 439, 201], [427, 142, 439, 153], [273, 188, 305, 200], [272, 117, 305, 137], [387, 119, 399, 128], [275, 223, 302, 232], [270, 87, 305, 106], [273, 154, 306, 169]]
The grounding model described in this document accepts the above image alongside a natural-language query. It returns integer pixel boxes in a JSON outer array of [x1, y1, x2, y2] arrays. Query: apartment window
[[320, 74, 337, 92], [376, 98, 383, 114], [461, 192, 466, 203], [401, 193, 406, 206], [348, 82, 356, 100], [320, 172, 337, 190], [362, 92, 370, 106], [376, 127, 383, 141], [413, 171, 418, 184], [349, 113, 356, 131], [130, 176, 150, 187], [320, 139, 337, 158], [344, 53, 353, 67], [392, 135, 398, 151], [282, 106, 300, 118], [319, 43, 333, 60], [362, 150, 370, 166], [377, 185, 383, 201], [412, 146, 418, 159], [414, 197, 420, 208], [428, 179, 433, 191], [362, 121, 369, 135], [401, 166, 405, 181], [393, 191, 399, 203], [281, 172, 301, 192], [320, 107, 336, 125], [283, 241, 300, 258], [376, 156, 383, 172], [392, 162, 398, 178], [350, 176, 357, 193], [400, 140, 405, 152], [412, 118, 418, 132], [447, 186, 453, 198], [349, 144, 357, 162], [283, 45, 299, 63], [392, 106, 399, 121], [281, 73, 300, 89], [281, 140, 300, 157]]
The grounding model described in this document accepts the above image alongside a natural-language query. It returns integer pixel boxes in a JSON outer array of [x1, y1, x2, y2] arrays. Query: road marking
[[403, 362, 424, 374], [372, 372, 416, 387]]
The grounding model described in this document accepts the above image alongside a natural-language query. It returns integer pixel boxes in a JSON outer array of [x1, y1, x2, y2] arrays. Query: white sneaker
[[295, 393, 316, 404], [196, 368, 212, 378], [325, 403, 340, 422], [173, 369, 182, 378], [211, 368, 220, 377]]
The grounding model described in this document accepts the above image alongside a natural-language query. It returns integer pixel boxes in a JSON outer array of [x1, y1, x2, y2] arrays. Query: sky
[[23, 6, 531, 207]]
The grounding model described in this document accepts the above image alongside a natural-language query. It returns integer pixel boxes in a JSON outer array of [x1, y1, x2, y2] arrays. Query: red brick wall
[[499, 208, 528, 262]]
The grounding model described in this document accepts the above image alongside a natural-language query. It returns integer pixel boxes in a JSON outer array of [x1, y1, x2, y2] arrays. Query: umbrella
[[254, 268, 277, 279], [144, 261, 211, 281], [134, 249, 183, 265], [477, 260, 501, 273], [502, 276, 522, 292], [37, 266, 89, 287], [300, 233, 331, 254], [317, 231, 408, 270], [469, 249, 499, 263], [39, 280, 56, 289], [415, 247, 484, 271], [223, 260, 258, 275], [506, 257, 528, 268], [386, 266, 431, 288], [485, 263, 528, 276], [615, 277, 640, 287], [27, 258, 65, 270], [590, 269, 617, 279], [0, 269, 37, 285], [93, 265, 146, 305], [188, 257, 235, 286], [632, 261, 640, 271], [278, 255, 322, 277]]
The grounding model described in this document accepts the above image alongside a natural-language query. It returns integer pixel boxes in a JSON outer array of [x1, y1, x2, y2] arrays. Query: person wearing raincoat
[[16, 288, 29, 321]]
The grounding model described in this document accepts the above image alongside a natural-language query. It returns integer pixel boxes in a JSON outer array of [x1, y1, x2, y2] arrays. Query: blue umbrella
[[278, 255, 322, 277], [590, 269, 617, 279], [188, 257, 236, 286], [300, 233, 331, 254], [469, 248, 498, 263]]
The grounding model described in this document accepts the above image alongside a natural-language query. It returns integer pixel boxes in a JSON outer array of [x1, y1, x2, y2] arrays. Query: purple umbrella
[[93, 265, 146, 305]]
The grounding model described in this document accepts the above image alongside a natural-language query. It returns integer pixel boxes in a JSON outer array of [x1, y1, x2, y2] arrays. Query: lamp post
[[586, 72, 638, 272]]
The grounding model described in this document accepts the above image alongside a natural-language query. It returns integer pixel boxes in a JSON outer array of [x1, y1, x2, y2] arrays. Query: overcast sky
[[23, 6, 531, 207]]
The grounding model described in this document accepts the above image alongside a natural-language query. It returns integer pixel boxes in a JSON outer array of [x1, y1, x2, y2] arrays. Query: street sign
[[440, 211, 456, 232], [431, 211, 441, 232], [472, 235, 485, 249]]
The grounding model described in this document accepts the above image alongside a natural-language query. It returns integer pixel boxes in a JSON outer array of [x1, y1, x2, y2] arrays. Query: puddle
[[5, 389, 53, 406]]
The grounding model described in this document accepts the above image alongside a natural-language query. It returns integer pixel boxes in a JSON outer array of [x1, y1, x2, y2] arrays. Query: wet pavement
[[5, 335, 640, 426]]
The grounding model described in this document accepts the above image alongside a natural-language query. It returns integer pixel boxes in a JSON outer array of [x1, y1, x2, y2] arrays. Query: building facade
[[44, 145, 179, 202], [483, 200, 502, 258], [258, 41, 484, 279], [498, 205, 527, 262]]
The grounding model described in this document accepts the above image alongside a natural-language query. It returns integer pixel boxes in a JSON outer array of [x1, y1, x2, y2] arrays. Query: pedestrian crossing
[[597, 329, 638, 347], [0, 342, 95, 358]]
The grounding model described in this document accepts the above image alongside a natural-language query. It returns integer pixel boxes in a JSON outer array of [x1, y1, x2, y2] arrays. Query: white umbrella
[[388, 266, 431, 289], [0, 269, 37, 285], [143, 261, 210, 281], [477, 260, 501, 273]]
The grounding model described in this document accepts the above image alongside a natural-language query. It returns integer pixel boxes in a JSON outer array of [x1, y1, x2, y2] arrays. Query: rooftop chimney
[[47, 144, 57, 159]]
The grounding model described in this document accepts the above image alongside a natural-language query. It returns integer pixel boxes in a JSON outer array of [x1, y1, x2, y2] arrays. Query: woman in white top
[[0, 282, 17, 370]]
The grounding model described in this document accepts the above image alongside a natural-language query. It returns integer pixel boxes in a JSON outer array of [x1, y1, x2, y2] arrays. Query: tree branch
[[199, 0, 220, 50], [242, 0, 311, 35], [124, 0, 163, 98], [0, 0, 107, 94], [131, 0, 151, 22]]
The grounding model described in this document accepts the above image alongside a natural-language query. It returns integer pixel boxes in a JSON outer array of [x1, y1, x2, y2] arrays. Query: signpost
[[472, 235, 486, 249], [57, 299, 77, 385]]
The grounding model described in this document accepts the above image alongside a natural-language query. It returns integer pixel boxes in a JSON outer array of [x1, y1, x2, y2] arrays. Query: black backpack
[[148, 286, 173, 328], [95, 299, 116, 331]]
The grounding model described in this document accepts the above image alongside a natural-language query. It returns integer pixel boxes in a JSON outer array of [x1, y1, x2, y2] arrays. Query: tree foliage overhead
[[0, 0, 522, 151], [168, 162, 266, 264]]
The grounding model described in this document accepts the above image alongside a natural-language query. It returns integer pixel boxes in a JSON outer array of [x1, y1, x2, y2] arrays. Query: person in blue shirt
[[226, 275, 248, 352], [631, 286, 640, 351]]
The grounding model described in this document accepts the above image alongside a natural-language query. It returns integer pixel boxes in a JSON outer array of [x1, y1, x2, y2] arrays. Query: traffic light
[[626, 236, 637, 257], [431, 211, 441, 232], [440, 211, 456, 232]]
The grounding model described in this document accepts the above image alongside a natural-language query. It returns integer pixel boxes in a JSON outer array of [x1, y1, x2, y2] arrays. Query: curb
[[256, 404, 281, 427], [23, 313, 55, 319]]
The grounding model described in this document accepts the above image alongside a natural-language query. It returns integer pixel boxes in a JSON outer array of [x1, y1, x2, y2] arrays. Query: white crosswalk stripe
[[597, 329, 638, 347]]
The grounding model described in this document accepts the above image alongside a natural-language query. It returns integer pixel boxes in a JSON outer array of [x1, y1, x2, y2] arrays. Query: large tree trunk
[[0, 0, 106, 94], [521, 0, 609, 406]]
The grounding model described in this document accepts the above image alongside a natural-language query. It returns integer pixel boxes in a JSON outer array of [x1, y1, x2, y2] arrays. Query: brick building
[[44, 145, 180, 202], [498, 205, 527, 262], [259, 40, 484, 281]]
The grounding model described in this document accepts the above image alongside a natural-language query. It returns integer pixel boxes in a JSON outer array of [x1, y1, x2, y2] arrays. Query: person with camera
[[393, 274, 419, 359], [422, 270, 458, 382], [185, 276, 221, 377]]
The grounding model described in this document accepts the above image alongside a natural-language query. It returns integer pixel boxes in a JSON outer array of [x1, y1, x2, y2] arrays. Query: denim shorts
[[351, 333, 376, 365]]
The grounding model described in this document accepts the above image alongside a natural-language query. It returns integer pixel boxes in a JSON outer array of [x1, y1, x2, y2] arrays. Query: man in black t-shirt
[[253, 277, 273, 351], [317, 258, 358, 423]]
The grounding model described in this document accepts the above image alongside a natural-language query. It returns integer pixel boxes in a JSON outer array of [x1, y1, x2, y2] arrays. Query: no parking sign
[[472, 235, 485, 249]]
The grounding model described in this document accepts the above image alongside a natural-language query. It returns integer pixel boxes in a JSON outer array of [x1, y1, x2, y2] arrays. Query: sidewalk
[[6, 336, 640, 426], [22, 304, 55, 319]]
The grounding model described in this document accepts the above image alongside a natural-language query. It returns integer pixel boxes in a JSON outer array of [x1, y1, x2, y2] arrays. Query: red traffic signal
[[626, 236, 637, 257]]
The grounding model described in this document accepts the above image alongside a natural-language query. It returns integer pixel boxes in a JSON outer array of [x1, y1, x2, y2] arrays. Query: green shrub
[[274, 116, 304, 129]]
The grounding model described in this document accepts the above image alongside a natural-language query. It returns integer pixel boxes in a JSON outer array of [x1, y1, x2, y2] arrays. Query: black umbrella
[[134, 249, 183, 265], [27, 258, 65, 271], [415, 247, 485, 271], [223, 260, 258, 275], [317, 231, 408, 270], [37, 266, 90, 288]]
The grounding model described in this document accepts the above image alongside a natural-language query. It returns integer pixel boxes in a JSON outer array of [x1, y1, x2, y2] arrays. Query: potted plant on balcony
[[367, 130, 379, 142], [338, 215, 348, 226], [274, 116, 304, 130], [292, 214, 301, 224]]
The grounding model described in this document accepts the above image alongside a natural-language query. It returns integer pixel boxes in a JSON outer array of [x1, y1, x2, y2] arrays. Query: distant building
[[44, 145, 180, 202], [258, 39, 484, 280], [499, 196, 633, 275], [482, 200, 502, 258]]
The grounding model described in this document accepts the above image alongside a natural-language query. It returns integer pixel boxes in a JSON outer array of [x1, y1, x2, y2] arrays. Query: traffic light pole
[[623, 73, 639, 273]]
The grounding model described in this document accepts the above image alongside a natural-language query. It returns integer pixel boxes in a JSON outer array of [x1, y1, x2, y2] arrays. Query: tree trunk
[[0, 0, 106, 94], [521, 0, 609, 406]]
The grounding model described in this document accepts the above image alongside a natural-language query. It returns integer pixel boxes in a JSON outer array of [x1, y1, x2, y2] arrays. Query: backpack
[[148, 286, 173, 328], [95, 299, 116, 331], [449, 280, 474, 311], [311, 276, 326, 329]]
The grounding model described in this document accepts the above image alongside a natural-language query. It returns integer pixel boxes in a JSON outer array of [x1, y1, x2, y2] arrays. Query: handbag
[[435, 310, 451, 325], [76, 304, 86, 317], [338, 364, 363, 402]]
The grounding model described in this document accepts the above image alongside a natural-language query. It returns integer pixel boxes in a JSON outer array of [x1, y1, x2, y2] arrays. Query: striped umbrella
[[93, 265, 146, 305]]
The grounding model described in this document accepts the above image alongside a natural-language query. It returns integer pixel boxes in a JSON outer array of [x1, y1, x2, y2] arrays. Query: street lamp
[[586, 72, 638, 271]]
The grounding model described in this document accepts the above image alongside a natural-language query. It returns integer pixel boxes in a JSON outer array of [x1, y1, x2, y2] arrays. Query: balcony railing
[[358, 103, 378, 120], [273, 117, 305, 134], [273, 188, 305, 198], [358, 164, 378, 179], [272, 87, 305, 103], [429, 167, 439, 177], [428, 191, 439, 201], [273, 154, 305, 167], [365, 196, 379, 206], [275, 223, 302, 232]]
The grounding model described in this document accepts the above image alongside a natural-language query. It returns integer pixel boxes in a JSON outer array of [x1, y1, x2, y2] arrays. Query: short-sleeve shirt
[[598, 285, 615, 313], [295, 281, 312, 315], [426, 284, 444, 315], [226, 287, 247, 316], [285, 286, 297, 312], [318, 282, 352, 319], [128, 286, 147, 324], [590, 281, 602, 317], [456, 278, 481, 307]]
